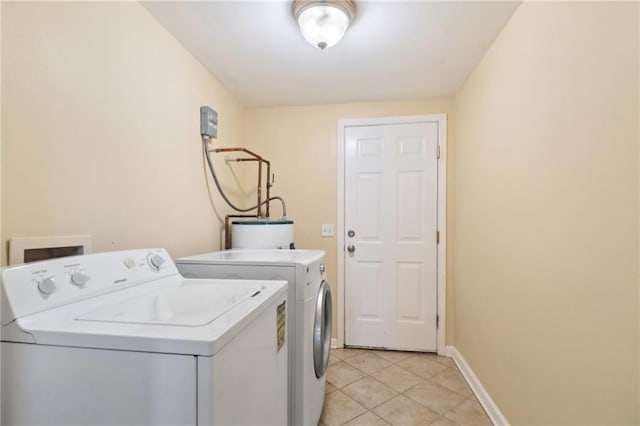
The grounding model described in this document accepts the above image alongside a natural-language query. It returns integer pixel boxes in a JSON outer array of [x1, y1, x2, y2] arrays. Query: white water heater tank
[[231, 220, 294, 249]]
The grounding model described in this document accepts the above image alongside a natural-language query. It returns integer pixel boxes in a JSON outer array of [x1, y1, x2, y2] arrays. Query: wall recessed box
[[8, 235, 92, 266]]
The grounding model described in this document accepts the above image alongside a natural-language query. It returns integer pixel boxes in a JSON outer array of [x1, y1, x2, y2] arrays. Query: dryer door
[[313, 280, 332, 378]]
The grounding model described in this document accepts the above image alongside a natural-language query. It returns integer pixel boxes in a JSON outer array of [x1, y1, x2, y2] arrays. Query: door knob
[[347, 245, 356, 253]]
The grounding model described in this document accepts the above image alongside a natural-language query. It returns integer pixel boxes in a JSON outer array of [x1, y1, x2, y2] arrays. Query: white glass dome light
[[292, 0, 356, 50]]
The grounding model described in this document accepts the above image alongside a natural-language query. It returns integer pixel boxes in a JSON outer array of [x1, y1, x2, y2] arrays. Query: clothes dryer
[[176, 250, 332, 426]]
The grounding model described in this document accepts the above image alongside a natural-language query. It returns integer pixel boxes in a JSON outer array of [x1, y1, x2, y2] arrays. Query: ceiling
[[142, 1, 521, 108]]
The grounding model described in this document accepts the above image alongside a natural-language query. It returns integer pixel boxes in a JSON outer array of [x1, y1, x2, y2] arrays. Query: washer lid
[[77, 281, 263, 327], [10, 277, 288, 356]]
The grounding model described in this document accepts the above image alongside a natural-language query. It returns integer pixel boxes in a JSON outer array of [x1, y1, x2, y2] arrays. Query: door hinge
[[436, 231, 440, 244], [436, 314, 439, 329], [437, 145, 441, 160]]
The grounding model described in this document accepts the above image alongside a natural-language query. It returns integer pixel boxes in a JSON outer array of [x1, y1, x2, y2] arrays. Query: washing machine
[[176, 249, 332, 426], [1, 248, 288, 426]]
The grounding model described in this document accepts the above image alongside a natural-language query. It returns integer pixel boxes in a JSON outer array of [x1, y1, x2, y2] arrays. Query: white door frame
[[336, 114, 447, 355]]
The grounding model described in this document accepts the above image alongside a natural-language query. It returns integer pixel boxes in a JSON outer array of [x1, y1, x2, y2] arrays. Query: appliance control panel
[[1, 248, 178, 325], [302, 257, 327, 300]]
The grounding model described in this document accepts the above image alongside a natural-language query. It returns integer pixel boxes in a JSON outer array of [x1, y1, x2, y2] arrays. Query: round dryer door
[[313, 280, 333, 378]]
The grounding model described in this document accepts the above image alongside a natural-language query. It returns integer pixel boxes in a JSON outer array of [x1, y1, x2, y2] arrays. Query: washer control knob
[[148, 254, 165, 271], [319, 263, 326, 274], [71, 272, 90, 287], [38, 276, 57, 295], [123, 258, 136, 269]]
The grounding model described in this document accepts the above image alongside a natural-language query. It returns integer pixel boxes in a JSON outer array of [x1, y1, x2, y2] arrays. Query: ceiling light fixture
[[292, 0, 356, 50]]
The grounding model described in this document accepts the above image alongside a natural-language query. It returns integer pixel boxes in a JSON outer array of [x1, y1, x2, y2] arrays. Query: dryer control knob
[[71, 272, 90, 287], [38, 276, 57, 295], [148, 254, 165, 271]]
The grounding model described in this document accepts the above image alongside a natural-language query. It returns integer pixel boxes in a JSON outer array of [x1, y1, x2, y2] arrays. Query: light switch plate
[[321, 224, 334, 237]]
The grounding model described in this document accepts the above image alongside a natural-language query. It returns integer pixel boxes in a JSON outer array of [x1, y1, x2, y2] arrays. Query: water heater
[[231, 220, 294, 249]]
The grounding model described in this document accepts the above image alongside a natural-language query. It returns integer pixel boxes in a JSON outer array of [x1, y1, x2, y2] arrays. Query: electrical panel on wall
[[200, 106, 218, 139]]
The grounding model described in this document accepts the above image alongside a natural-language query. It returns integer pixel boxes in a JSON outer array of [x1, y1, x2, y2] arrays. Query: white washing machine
[[1, 248, 288, 426], [176, 250, 332, 426]]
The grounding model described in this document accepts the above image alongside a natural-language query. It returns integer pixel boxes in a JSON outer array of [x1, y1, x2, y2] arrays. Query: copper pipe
[[212, 147, 273, 219], [257, 159, 263, 217], [224, 214, 258, 249], [213, 147, 264, 159], [266, 161, 271, 217]]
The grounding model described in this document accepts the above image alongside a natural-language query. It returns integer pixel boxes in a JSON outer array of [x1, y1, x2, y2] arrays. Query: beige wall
[[2, 2, 247, 264], [454, 2, 639, 424], [245, 99, 455, 339]]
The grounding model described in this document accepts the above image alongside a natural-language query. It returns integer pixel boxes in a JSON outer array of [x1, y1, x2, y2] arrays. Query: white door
[[344, 121, 439, 351]]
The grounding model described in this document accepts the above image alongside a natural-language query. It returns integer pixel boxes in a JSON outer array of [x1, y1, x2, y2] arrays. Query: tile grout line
[[339, 358, 458, 424], [323, 349, 492, 426]]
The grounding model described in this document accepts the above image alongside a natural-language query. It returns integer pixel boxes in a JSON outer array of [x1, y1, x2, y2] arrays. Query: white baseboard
[[331, 337, 339, 349], [446, 346, 509, 426]]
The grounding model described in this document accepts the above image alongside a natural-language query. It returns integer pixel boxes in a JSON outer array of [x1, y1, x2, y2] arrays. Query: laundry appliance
[[176, 249, 332, 426], [1, 248, 288, 426]]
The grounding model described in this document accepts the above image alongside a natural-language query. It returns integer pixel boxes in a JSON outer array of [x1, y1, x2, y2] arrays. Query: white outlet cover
[[321, 224, 334, 237]]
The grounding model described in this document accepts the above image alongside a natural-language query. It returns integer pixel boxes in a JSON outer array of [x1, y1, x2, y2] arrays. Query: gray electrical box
[[200, 106, 218, 139]]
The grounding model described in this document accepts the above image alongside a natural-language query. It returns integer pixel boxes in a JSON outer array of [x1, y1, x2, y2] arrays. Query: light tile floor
[[319, 348, 492, 426]]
